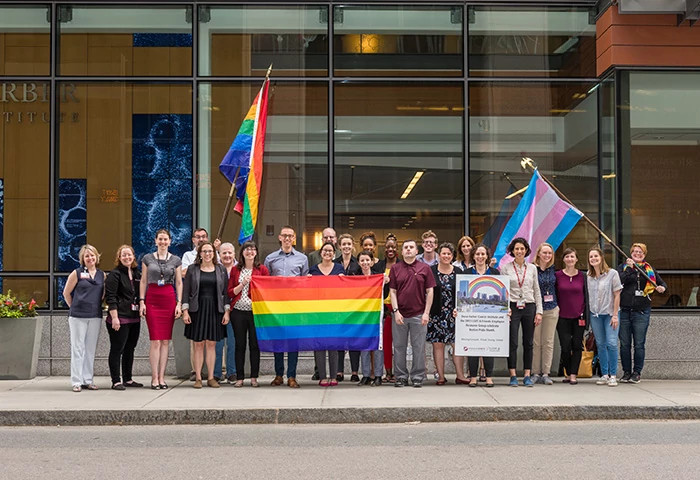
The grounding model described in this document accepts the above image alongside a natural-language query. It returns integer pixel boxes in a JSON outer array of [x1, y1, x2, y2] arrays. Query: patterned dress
[[427, 271, 456, 344]]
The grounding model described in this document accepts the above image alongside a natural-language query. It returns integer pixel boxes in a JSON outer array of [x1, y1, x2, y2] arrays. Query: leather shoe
[[207, 378, 220, 388], [271, 375, 284, 386], [193, 379, 202, 389], [287, 377, 300, 388], [455, 378, 470, 385]]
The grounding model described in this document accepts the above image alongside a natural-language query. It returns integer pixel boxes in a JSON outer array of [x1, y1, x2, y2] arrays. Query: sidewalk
[[1, 376, 699, 426]]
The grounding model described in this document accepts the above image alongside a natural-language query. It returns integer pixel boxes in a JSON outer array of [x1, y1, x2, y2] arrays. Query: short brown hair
[[456, 235, 475, 264], [421, 230, 437, 243]]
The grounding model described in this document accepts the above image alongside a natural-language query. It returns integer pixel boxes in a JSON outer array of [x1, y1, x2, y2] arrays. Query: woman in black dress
[[427, 242, 463, 385], [182, 242, 230, 388]]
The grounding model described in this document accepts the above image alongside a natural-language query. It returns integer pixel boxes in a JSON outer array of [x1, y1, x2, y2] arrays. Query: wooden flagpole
[[520, 156, 658, 288], [215, 64, 272, 242]]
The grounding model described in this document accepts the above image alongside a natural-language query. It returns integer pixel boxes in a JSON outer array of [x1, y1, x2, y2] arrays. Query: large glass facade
[[0, 2, 697, 311]]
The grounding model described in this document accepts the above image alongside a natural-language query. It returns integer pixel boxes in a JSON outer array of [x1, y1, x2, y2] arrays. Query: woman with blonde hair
[[587, 246, 623, 387], [63, 244, 105, 392], [532, 242, 558, 385], [105, 245, 142, 390]]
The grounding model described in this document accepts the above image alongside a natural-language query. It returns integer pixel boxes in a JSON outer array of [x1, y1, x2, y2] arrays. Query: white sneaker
[[607, 376, 618, 387], [596, 375, 609, 385]]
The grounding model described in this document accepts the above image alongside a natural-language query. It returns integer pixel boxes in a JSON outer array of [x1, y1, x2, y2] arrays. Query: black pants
[[508, 302, 536, 371], [557, 317, 585, 375], [468, 356, 494, 377], [106, 321, 140, 385], [337, 350, 360, 373], [232, 309, 260, 380]]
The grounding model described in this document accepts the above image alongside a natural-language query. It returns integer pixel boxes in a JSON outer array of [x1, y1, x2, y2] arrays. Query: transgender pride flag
[[493, 169, 583, 267]]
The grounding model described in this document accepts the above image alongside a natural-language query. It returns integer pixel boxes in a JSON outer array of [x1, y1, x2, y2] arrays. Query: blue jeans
[[214, 321, 235, 379], [274, 351, 298, 378], [619, 307, 651, 375], [589, 313, 619, 376]]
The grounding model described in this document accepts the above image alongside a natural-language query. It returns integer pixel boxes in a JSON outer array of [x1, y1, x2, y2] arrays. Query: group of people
[[64, 225, 666, 392]]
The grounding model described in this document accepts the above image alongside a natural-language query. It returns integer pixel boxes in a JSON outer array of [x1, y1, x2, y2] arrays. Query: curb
[[2, 405, 700, 426]]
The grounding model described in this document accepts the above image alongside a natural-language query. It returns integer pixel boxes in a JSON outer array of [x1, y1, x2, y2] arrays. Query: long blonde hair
[[535, 242, 555, 268]]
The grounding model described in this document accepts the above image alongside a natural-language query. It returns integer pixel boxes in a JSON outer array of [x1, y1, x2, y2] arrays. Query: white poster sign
[[454, 274, 510, 357]]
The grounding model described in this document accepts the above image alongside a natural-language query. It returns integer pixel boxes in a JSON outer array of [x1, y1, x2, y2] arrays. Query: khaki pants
[[532, 306, 559, 375]]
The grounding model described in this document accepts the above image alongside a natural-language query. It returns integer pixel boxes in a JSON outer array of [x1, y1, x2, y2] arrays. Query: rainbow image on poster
[[457, 275, 510, 313]]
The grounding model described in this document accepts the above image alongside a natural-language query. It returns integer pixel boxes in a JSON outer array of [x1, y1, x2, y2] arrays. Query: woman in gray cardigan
[[181, 242, 231, 388]]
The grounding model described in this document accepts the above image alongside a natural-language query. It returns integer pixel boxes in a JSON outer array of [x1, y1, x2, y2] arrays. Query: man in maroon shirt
[[389, 239, 436, 387]]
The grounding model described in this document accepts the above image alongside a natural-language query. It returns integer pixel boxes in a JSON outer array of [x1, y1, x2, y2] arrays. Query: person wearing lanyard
[[587, 246, 623, 387], [501, 237, 543, 387], [617, 243, 665, 383], [139, 229, 183, 390], [532, 243, 559, 385]]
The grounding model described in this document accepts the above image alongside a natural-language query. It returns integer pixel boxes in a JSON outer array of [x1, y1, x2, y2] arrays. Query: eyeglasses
[[422, 240, 436, 245], [322, 249, 335, 254], [280, 234, 295, 238]]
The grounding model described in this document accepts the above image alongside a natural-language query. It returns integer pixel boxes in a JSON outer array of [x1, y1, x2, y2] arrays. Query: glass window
[[58, 6, 192, 76], [57, 82, 193, 272], [0, 277, 49, 310], [652, 274, 700, 309], [198, 81, 327, 257], [0, 5, 50, 76], [199, 6, 328, 77], [1, 80, 50, 271], [468, 6, 596, 78], [334, 5, 462, 77], [620, 72, 700, 272], [469, 82, 599, 256], [334, 82, 464, 247]]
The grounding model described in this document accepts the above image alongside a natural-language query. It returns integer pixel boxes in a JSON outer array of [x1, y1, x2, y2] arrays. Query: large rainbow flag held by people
[[250, 275, 384, 352], [218, 78, 270, 243]]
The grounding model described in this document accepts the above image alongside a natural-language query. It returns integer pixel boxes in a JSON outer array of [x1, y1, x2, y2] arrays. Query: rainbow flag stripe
[[250, 274, 384, 353], [218, 79, 270, 243]]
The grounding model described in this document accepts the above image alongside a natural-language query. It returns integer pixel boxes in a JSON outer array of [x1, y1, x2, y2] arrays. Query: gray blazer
[[181, 264, 231, 313]]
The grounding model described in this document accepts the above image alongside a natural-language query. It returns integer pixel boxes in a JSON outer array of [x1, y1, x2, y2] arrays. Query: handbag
[[563, 329, 595, 378]]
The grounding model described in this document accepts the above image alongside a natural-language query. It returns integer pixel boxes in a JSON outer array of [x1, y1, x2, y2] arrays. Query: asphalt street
[[2, 420, 700, 479]]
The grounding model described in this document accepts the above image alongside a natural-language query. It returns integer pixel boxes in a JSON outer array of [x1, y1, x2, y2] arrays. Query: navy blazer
[[182, 264, 231, 313]]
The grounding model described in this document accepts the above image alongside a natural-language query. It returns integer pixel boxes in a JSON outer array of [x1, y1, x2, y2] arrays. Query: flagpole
[[215, 64, 273, 242], [520, 157, 658, 288]]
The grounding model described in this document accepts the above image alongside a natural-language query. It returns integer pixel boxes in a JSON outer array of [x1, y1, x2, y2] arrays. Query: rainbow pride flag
[[250, 275, 384, 353], [218, 78, 270, 243]]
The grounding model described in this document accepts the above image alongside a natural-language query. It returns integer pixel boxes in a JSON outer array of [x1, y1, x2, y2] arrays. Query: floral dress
[[427, 271, 456, 344]]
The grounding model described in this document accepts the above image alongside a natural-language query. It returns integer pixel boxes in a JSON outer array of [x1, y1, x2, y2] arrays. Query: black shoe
[[124, 381, 143, 388], [350, 374, 360, 382], [620, 372, 632, 383], [358, 377, 372, 386], [630, 373, 641, 384], [151, 384, 160, 390], [372, 377, 382, 387], [311, 372, 320, 381], [336, 374, 344, 382], [111, 383, 126, 391], [159, 383, 168, 389], [394, 378, 408, 388]]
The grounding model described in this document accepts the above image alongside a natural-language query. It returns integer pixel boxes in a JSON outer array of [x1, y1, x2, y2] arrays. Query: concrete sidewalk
[[1, 375, 699, 426]]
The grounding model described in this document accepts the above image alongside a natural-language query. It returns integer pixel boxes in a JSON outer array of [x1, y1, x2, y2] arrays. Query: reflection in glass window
[[620, 72, 700, 271], [199, 6, 328, 76], [469, 6, 595, 77], [0, 5, 50, 75], [651, 274, 700, 309], [58, 6, 192, 76], [334, 82, 463, 246], [57, 82, 193, 271], [334, 6, 462, 77], [198, 82, 327, 257], [469, 82, 598, 256], [0, 277, 49, 309]]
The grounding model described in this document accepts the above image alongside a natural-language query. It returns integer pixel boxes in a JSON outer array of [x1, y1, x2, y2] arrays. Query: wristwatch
[[392, 308, 399, 313]]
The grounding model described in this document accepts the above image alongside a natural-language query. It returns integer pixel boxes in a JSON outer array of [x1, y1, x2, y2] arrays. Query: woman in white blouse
[[587, 246, 623, 387], [501, 237, 543, 387]]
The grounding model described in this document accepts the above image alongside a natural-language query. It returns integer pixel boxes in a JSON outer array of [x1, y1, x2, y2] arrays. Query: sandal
[[233, 380, 244, 388], [86, 384, 99, 391], [319, 379, 330, 387], [436, 378, 447, 385], [251, 378, 259, 388], [72, 385, 82, 393], [383, 374, 396, 383]]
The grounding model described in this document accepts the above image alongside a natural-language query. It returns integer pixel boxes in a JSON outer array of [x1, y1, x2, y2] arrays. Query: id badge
[[543, 295, 554, 303], [131, 304, 139, 311], [516, 299, 525, 309], [578, 318, 586, 327], [635, 289, 645, 297], [157, 279, 165, 286], [80, 272, 90, 279]]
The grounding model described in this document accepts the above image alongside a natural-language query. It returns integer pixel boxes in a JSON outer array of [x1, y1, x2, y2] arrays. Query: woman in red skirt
[[139, 229, 183, 389]]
